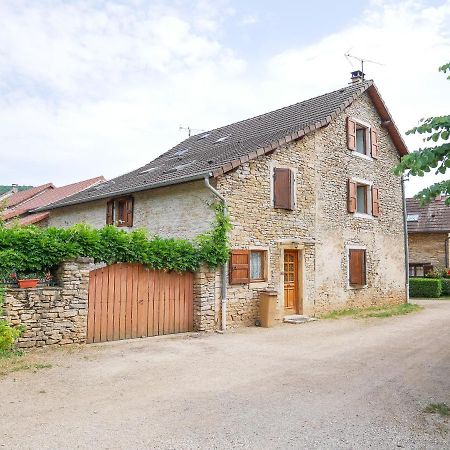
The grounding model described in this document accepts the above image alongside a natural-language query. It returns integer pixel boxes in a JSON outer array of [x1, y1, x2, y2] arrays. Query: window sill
[[348, 284, 368, 290], [352, 151, 373, 162], [250, 280, 269, 288], [353, 212, 374, 219]]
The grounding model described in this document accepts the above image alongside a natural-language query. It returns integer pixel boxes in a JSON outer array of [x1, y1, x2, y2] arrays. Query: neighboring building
[[38, 74, 409, 329], [406, 196, 450, 276], [1, 177, 105, 226]]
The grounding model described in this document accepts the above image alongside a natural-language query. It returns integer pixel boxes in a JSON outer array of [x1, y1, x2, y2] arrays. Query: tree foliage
[[394, 63, 450, 205], [0, 202, 230, 278]]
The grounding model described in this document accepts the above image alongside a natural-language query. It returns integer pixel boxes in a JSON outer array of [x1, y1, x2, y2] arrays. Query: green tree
[[394, 62, 450, 205]]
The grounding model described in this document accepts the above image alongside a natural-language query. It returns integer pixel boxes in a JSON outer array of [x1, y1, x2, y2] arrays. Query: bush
[[409, 278, 442, 298], [442, 278, 450, 296], [0, 287, 24, 353]]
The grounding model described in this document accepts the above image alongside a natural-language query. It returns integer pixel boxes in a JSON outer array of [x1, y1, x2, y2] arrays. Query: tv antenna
[[179, 125, 205, 137], [344, 51, 385, 76]]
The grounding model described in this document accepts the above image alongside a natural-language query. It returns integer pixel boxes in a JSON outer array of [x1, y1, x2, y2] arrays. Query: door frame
[[280, 247, 304, 315]]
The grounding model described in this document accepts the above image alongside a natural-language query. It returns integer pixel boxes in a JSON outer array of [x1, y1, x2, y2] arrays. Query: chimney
[[350, 70, 365, 84], [11, 184, 18, 194]]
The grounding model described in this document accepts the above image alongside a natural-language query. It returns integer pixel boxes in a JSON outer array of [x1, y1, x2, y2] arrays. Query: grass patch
[[424, 403, 450, 417], [320, 303, 423, 320], [0, 351, 52, 377]]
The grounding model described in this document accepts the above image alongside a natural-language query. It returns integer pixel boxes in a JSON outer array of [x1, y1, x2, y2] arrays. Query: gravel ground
[[1, 299, 449, 450]]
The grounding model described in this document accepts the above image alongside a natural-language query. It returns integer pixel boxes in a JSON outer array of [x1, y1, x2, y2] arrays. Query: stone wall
[[408, 232, 449, 267], [47, 180, 215, 240], [2, 258, 94, 348]]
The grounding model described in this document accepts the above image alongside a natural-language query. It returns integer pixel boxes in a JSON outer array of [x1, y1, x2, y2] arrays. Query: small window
[[409, 263, 433, 277], [349, 249, 366, 287], [347, 117, 378, 158], [106, 197, 133, 227], [229, 249, 268, 284], [273, 167, 295, 210], [250, 250, 266, 282], [356, 184, 368, 214]]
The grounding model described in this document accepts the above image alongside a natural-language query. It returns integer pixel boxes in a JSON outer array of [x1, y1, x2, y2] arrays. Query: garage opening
[[87, 263, 193, 343]]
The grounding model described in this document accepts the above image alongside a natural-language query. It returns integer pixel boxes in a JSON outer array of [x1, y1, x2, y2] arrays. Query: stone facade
[[48, 181, 215, 240], [2, 258, 94, 348], [42, 91, 407, 332], [408, 232, 449, 267]]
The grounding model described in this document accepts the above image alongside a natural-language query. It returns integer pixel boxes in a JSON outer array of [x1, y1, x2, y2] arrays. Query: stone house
[[406, 196, 450, 276], [36, 73, 409, 333]]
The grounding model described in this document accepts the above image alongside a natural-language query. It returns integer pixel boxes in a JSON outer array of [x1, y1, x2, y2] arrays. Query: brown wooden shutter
[[371, 129, 379, 158], [349, 249, 366, 286], [347, 117, 357, 151], [274, 168, 294, 210], [229, 250, 250, 284], [372, 186, 380, 217], [125, 197, 134, 227], [106, 200, 114, 225], [347, 180, 357, 213]]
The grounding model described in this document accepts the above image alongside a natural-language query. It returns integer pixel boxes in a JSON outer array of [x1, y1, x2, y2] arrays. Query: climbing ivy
[[0, 202, 231, 278]]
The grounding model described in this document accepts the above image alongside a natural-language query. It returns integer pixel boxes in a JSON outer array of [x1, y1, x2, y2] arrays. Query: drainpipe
[[401, 175, 410, 303], [445, 235, 450, 268], [204, 175, 228, 332]]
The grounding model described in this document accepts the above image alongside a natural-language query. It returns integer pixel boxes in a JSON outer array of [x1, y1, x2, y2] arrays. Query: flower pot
[[18, 279, 39, 289]]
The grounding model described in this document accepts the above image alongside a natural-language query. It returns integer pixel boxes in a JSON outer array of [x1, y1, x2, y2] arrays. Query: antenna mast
[[344, 51, 384, 77], [179, 125, 205, 137]]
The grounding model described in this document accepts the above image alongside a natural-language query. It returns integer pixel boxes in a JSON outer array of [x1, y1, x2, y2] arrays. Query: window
[[349, 248, 366, 287], [409, 263, 433, 277], [347, 117, 378, 158], [229, 249, 268, 284], [356, 184, 368, 214], [273, 167, 295, 210], [348, 180, 380, 217], [106, 197, 133, 227]]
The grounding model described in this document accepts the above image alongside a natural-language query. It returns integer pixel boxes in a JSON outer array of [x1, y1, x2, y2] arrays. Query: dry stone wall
[[3, 258, 94, 348]]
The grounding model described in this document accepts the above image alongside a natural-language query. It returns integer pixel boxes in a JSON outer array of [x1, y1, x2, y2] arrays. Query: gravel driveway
[[1, 300, 449, 449]]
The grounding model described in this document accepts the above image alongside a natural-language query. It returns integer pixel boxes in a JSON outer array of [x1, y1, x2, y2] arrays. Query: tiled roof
[[39, 80, 408, 211], [18, 212, 50, 226], [5, 183, 54, 208], [406, 197, 450, 233], [3, 176, 105, 222]]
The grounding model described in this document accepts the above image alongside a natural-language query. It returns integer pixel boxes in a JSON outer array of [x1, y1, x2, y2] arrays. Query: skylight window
[[407, 214, 419, 222], [139, 167, 158, 175], [214, 136, 230, 144], [197, 133, 210, 140], [170, 148, 189, 158]]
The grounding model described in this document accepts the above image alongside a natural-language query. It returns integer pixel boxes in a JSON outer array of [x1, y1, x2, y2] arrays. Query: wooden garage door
[[87, 263, 193, 343]]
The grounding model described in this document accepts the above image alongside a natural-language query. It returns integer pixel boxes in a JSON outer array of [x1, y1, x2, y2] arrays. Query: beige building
[[406, 196, 450, 276], [38, 74, 409, 331]]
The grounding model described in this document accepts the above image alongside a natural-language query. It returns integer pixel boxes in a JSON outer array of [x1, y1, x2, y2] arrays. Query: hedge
[[0, 202, 231, 278], [442, 279, 450, 296], [409, 278, 442, 298]]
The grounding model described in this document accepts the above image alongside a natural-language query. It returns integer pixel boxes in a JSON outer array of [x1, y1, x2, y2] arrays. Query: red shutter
[[349, 249, 366, 286], [347, 180, 357, 213], [347, 117, 357, 151], [106, 200, 114, 225], [229, 250, 250, 284], [371, 129, 379, 158], [274, 168, 294, 210], [125, 197, 134, 227], [372, 186, 380, 217]]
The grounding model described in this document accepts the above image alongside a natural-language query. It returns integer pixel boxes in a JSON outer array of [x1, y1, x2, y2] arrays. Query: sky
[[0, 0, 449, 197]]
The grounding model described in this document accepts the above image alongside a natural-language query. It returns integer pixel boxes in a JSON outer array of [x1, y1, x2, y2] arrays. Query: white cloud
[[0, 0, 449, 198]]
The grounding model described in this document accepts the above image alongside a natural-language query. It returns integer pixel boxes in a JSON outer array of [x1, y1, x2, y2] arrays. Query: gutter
[[401, 176, 410, 303], [32, 173, 209, 213], [204, 175, 228, 332]]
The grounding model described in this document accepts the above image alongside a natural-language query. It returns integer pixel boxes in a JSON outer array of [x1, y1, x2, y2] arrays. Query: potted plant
[[15, 272, 42, 289]]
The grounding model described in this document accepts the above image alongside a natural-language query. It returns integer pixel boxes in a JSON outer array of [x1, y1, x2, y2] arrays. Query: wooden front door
[[284, 250, 299, 314], [87, 263, 193, 343]]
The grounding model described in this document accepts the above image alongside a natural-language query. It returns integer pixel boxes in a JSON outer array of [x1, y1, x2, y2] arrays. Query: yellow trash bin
[[259, 290, 278, 328]]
